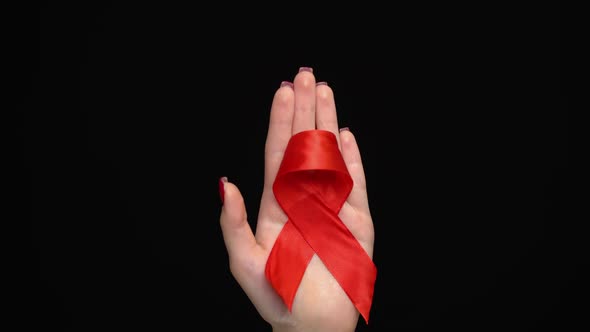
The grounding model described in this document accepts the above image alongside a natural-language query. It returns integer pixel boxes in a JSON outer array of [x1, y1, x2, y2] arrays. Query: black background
[[21, 2, 579, 331]]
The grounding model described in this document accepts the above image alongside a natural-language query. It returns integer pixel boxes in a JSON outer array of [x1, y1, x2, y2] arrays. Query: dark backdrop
[[22, 2, 578, 331]]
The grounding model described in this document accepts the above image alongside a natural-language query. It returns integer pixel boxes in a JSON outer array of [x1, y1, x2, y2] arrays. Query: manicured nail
[[339, 127, 350, 132], [219, 176, 228, 204], [299, 67, 313, 73], [316, 81, 328, 86], [280, 81, 294, 88]]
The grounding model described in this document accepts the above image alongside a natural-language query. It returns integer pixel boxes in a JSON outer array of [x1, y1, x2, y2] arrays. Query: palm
[[220, 69, 374, 332]]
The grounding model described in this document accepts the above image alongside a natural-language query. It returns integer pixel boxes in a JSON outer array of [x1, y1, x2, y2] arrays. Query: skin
[[219, 68, 374, 332]]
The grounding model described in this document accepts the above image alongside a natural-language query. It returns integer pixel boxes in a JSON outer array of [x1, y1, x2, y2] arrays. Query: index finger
[[264, 81, 295, 190]]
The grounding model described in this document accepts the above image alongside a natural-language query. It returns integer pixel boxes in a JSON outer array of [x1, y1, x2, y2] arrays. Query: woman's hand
[[219, 67, 374, 332]]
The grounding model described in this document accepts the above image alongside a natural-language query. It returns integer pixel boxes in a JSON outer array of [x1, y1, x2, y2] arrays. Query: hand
[[219, 67, 374, 332]]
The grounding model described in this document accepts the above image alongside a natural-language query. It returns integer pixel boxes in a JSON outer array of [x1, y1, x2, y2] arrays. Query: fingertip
[[339, 127, 355, 145], [294, 69, 316, 89], [280, 81, 294, 89], [273, 83, 295, 107], [220, 181, 247, 223], [315, 83, 334, 104]]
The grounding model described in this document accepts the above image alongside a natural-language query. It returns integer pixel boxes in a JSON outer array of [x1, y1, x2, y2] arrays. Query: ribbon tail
[[265, 221, 315, 311]]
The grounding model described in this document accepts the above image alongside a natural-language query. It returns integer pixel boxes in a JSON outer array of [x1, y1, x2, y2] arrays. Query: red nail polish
[[219, 177, 227, 203], [299, 67, 313, 73]]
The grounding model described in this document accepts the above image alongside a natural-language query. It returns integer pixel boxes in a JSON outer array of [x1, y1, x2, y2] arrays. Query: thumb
[[219, 177, 257, 261]]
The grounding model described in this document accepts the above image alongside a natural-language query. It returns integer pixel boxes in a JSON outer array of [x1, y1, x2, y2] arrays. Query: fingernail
[[316, 81, 328, 86], [339, 127, 350, 132], [280, 81, 294, 88], [299, 67, 313, 73], [219, 176, 228, 204]]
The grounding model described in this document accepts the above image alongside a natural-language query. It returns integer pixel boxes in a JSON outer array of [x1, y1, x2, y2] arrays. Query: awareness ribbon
[[265, 129, 377, 323]]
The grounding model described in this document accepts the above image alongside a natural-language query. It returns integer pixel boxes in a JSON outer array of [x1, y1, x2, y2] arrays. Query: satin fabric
[[265, 129, 377, 323]]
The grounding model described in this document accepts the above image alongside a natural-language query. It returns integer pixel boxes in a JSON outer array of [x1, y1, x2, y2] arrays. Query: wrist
[[272, 323, 356, 332]]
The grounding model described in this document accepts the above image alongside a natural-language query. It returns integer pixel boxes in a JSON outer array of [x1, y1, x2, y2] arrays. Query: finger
[[315, 82, 341, 150], [292, 67, 317, 135], [264, 81, 295, 190], [339, 129, 369, 210], [219, 177, 258, 261]]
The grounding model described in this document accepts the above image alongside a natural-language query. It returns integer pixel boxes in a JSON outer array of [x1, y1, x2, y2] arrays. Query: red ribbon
[[265, 129, 377, 323]]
